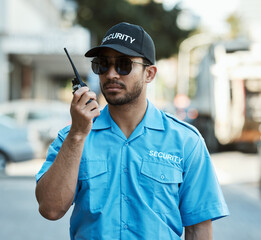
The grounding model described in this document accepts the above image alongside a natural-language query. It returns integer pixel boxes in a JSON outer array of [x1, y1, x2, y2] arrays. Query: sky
[[162, 0, 240, 33]]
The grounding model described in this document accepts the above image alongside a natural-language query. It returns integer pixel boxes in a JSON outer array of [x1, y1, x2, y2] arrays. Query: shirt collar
[[92, 100, 165, 131], [92, 105, 111, 130], [143, 100, 165, 131]]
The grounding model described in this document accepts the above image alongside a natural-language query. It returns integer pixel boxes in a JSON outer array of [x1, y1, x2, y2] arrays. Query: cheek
[[99, 76, 106, 87], [128, 68, 146, 83]]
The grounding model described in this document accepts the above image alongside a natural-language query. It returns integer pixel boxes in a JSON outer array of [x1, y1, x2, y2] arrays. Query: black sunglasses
[[91, 56, 150, 75]]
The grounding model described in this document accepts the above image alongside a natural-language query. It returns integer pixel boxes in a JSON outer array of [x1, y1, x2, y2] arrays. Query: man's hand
[[70, 87, 100, 138], [35, 87, 100, 221]]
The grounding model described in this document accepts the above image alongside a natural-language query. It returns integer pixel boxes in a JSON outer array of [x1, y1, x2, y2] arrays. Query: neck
[[108, 97, 148, 139]]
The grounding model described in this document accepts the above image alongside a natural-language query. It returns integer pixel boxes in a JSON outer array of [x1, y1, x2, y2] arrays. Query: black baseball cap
[[85, 22, 156, 65]]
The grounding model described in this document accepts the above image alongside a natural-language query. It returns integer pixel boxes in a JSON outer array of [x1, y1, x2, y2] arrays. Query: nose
[[105, 62, 120, 79]]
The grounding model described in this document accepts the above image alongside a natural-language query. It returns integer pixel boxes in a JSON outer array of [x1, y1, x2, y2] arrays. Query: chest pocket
[[139, 160, 183, 213], [76, 160, 108, 212]]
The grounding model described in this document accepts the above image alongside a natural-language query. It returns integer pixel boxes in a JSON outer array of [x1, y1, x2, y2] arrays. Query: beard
[[100, 79, 144, 106]]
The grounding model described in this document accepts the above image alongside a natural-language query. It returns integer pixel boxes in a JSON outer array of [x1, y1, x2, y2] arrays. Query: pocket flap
[[79, 160, 107, 180], [141, 161, 183, 183]]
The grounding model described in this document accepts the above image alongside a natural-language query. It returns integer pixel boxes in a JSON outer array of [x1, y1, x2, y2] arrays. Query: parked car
[[0, 99, 71, 157], [0, 115, 37, 170]]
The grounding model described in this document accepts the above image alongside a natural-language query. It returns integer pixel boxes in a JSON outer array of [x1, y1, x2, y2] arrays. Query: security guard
[[36, 22, 229, 240]]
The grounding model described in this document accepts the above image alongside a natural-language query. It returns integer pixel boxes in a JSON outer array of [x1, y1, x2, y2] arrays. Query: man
[[35, 22, 229, 240]]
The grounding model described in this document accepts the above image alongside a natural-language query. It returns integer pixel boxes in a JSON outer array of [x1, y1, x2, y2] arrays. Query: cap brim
[[85, 44, 144, 58]]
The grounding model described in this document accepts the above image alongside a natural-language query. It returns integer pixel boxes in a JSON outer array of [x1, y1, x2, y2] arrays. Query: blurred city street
[[0, 0, 261, 239], [0, 151, 260, 240], [211, 152, 261, 240]]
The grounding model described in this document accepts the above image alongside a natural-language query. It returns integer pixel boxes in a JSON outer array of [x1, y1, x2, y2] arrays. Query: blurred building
[[0, 0, 91, 103], [239, 0, 261, 42]]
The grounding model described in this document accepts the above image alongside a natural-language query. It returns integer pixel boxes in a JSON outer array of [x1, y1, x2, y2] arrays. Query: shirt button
[[124, 196, 128, 201], [123, 168, 128, 173], [125, 142, 128, 146], [160, 174, 165, 180], [124, 224, 128, 229]]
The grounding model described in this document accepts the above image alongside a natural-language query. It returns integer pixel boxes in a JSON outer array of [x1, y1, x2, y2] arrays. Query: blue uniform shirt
[[36, 101, 229, 239]]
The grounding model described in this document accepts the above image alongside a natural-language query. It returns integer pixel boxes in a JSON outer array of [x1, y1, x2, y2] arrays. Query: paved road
[[213, 184, 261, 240], [0, 176, 72, 240], [0, 151, 260, 240]]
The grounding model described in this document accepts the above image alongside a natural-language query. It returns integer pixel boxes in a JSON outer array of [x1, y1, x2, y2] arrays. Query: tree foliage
[[226, 13, 243, 39], [73, 0, 195, 60]]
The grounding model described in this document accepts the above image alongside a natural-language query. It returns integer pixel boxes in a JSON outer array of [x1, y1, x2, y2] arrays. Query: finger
[[78, 91, 97, 106], [75, 101, 99, 122], [84, 99, 99, 112], [88, 107, 101, 119], [72, 87, 90, 104]]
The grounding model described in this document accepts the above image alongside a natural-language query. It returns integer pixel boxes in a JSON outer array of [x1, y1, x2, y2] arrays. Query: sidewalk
[[4, 158, 45, 177], [211, 151, 261, 201], [211, 151, 260, 185]]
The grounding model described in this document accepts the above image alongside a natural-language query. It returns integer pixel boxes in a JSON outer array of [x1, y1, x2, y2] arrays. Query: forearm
[[185, 220, 213, 240], [35, 87, 100, 220], [35, 131, 86, 220]]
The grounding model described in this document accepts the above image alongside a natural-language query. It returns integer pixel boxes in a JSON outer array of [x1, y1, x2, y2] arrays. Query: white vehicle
[[0, 115, 35, 170], [176, 38, 261, 152], [0, 99, 71, 157]]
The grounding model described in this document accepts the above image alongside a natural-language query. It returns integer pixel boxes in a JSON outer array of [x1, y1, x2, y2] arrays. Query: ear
[[145, 65, 157, 83]]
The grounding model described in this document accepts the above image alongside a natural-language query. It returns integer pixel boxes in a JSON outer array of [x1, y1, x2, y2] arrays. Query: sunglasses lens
[[91, 57, 109, 75], [91, 57, 133, 75], [116, 58, 132, 75], [91, 62, 99, 74]]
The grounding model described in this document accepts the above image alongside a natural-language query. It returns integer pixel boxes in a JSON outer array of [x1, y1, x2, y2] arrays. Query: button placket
[[123, 194, 129, 201], [121, 141, 130, 234]]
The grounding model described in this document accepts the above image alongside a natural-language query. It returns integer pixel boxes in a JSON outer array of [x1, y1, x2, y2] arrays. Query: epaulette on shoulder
[[164, 112, 201, 137]]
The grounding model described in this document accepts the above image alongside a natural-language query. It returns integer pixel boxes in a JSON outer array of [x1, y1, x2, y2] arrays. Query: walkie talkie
[[64, 47, 87, 94]]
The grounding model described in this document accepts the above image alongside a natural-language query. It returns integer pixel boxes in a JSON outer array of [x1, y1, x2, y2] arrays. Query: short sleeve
[[35, 127, 68, 182], [179, 137, 229, 226]]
